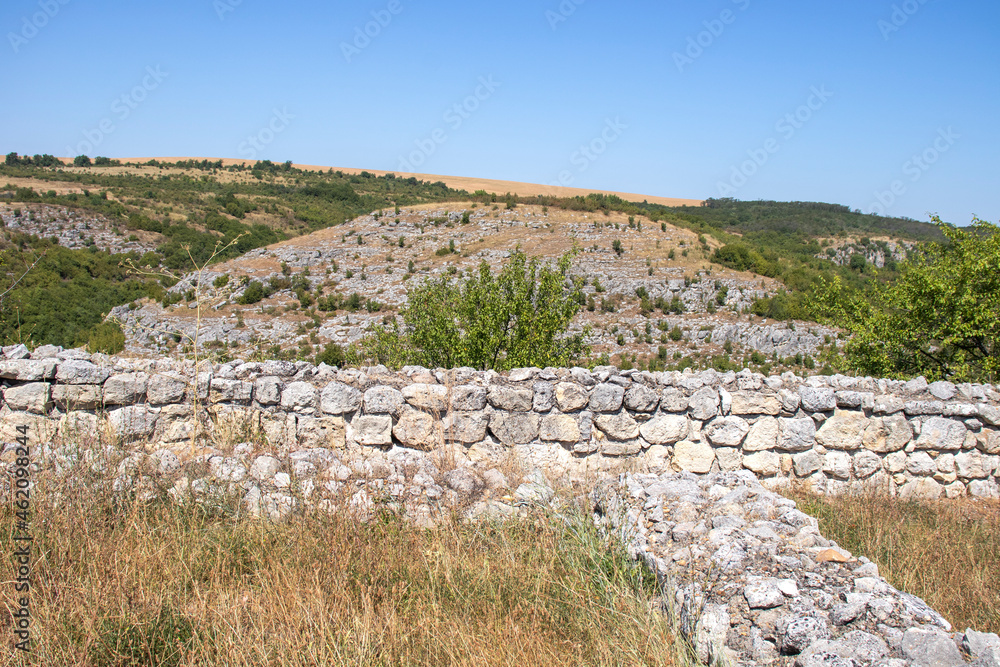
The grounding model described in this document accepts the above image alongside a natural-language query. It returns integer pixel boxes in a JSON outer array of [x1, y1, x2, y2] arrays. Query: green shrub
[[86, 321, 126, 355]]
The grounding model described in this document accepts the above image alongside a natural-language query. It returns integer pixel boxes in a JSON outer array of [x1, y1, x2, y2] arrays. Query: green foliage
[[366, 250, 587, 370], [814, 218, 1000, 382], [73, 155, 92, 167], [315, 342, 346, 367], [237, 281, 265, 305], [0, 237, 161, 348], [212, 274, 230, 289], [86, 321, 126, 354], [611, 239, 624, 256], [713, 243, 778, 277], [669, 326, 683, 342]]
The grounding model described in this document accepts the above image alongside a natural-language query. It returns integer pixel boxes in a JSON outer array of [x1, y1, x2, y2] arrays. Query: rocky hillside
[[109, 202, 842, 371]]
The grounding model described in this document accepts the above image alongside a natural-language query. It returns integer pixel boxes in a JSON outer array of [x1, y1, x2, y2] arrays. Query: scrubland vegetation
[[1, 463, 680, 666]]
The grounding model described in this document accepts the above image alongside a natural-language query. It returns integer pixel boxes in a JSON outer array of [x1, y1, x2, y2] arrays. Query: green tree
[[73, 155, 92, 167], [368, 250, 587, 370], [814, 218, 1000, 382]]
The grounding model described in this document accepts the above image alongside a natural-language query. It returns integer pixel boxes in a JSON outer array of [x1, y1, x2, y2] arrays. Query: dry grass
[[788, 489, 1000, 634], [2, 474, 681, 666]]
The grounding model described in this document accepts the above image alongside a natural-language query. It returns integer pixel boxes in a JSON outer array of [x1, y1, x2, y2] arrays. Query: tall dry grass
[[2, 470, 682, 666], [789, 489, 1000, 634]]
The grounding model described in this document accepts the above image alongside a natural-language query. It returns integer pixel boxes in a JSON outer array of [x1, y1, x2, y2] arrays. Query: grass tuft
[[789, 489, 1000, 634], [3, 477, 681, 666]]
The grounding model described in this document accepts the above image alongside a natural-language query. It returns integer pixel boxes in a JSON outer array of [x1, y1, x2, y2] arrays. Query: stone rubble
[[594, 470, 999, 667]]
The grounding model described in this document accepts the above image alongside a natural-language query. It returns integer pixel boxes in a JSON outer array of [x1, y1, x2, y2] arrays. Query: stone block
[[731, 393, 781, 416], [624, 384, 659, 412], [402, 383, 448, 412], [487, 385, 533, 412], [451, 385, 488, 411], [915, 417, 967, 451], [815, 411, 866, 451], [588, 383, 625, 413], [103, 372, 148, 405], [539, 414, 581, 443], [364, 385, 405, 416], [639, 414, 689, 445], [55, 360, 110, 385], [705, 416, 750, 447], [321, 381, 363, 414], [594, 412, 640, 441], [252, 376, 282, 406], [489, 411, 540, 445], [673, 440, 715, 473], [554, 382, 589, 412], [3, 383, 52, 414]]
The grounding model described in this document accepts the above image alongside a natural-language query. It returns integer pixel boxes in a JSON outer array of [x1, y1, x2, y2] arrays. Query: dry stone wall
[[4, 344, 1000, 666], [2, 344, 998, 500]]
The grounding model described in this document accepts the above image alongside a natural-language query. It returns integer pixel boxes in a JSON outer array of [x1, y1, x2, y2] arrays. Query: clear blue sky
[[2, 0, 997, 224]]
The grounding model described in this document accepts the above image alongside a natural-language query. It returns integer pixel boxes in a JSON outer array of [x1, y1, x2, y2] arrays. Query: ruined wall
[[2, 343, 999, 502]]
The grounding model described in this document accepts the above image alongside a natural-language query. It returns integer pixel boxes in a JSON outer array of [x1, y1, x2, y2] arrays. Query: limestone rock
[[487, 385, 533, 412], [321, 382, 363, 415], [639, 414, 689, 445], [594, 412, 640, 441], [731, 393, 781, 416], [862, 415, 912, 453], [364, 385, 405, 416], [489, 411, 540, 445], [393, 408, 442, 450], [705, 416, 750, 447], [402, 383, 448, 412], [147, 373, 187, 405], [660, 387, 689, 412], [3, 383, 52, 414], [451, 385, 488, 411], [589, 383, 625, 413], [780, 418, 817, 452], [55, 359, 110, 385], [252, 376, 282, 406], [689, 387, 720, 421], [624, 384, 660, 412], [442, 410, 489, 444], [800, 387, 836, 412], [539, 414, 581, 443], [744, 450, 781, 476], [743, 416, 779, 451], [280, 382, 318, 412], [915, 417, 967, 451], [815, 411, 866, 450], [351, 415, 392, 446], [554, 382, 589, 412], [103, 372, 148, 405], [673, 440, 714, 473]]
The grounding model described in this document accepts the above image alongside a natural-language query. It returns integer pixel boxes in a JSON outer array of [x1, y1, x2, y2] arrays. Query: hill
[[0, 154, 942, 375]]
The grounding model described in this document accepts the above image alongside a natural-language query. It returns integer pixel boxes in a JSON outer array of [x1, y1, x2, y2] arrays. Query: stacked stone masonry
[[4, 344, 1000, 666], [2, 344, 998, 500]]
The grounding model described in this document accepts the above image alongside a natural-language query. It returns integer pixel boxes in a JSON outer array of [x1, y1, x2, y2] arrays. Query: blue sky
[[2, 0, 997, 224]]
